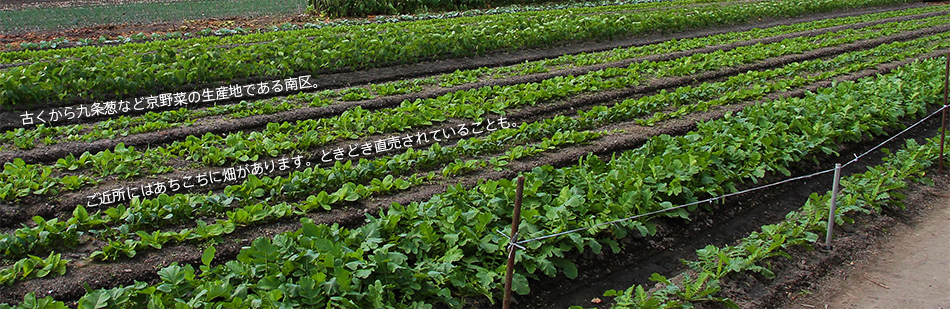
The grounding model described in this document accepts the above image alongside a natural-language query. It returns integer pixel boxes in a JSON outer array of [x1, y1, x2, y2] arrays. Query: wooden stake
[[503, 176, 525, 309], [941, 53, 948, 173], [825, 164, 842, 250]]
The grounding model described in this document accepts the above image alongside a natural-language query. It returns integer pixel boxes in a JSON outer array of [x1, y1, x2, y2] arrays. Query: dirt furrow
[[516, 49, 950, 309], [1, 0, 706, 63], [527, 109, 949, 309], [5, 17, 943, 232], [2, 43, 944, 306], [0, 83, 738, 307], [4, 8, 947, 169], [0, 1, 931, 128], [4, 18, 949, 241]]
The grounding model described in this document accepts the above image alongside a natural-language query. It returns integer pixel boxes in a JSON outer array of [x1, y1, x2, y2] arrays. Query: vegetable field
[[2, 0, 950, 307]]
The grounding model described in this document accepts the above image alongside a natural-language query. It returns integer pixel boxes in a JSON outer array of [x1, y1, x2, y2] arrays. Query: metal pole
[[503, 176, 525, 309], [941, 53, 948, 173], [825, 164, 842, 250]]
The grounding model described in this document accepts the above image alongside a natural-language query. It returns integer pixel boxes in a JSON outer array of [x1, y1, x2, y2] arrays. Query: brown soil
[[1, 2, 949, 307], [4, 15, 944, 234], [0, 84, 716, 307], [508, 50, 950, 309], [3, 5, 946, 192], [1, 0, 205, 10], [0, 1, 932, 118], [0, 0, 696, 54], [2, 42, 944, 307], [0, 15, 311, 48], [7, 4, 946, 139], [713, 165, 950, 309], [775, 181, 950, 309]]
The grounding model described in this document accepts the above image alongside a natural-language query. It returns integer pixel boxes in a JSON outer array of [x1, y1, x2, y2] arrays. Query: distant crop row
[[0, 0, 912, 108], [1, 8, 944, 210], [0, 0, 721, 65], [4, 3, 947, 151]]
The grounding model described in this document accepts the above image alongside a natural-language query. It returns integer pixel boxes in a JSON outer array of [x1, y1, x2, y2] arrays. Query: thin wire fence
[[514, 104, 950, 246]]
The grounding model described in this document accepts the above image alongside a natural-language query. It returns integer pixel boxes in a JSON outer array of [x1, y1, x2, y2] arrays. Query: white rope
[[842, 104, 948, 168], [516, 104, 948, 245]]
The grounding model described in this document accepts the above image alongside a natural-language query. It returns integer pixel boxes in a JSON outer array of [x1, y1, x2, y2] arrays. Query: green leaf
[[73, 205, 89, 224], [258, 276, 281, 291], [202, 246, 216, 267], [77, 290, 110, 309], [649, 273, 671, 285], [512, 272, 530, 295], [551, 258, 578, 279], [564, 195, 585, 207]]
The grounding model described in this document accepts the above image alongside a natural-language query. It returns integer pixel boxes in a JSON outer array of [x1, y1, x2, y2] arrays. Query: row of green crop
[[90, 129, 603, 261], [96, 31, 949, 260], [0, 30, 940, 304], [0, 253, 67, 287], [5, 0, 690, 53], [604, 127, 945, 309], [0, 0, 912, 107], [0, 122, 601, 261], [0, 158, 95, 201], [308, 0, 713, 18], [0, 0, 720, 69], [0, 0, 724, 64], [2, 19, 945, 267], [150, 15, 949, 168], [3, 9, 940, 204], [1, 38, 944, 309], [4, 4, 947, 151], [0, 39, 863, 277], [0, 7, 941, 290]]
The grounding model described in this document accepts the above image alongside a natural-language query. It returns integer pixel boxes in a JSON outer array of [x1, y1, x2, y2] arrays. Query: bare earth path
[[782, 180, 950, 309]]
